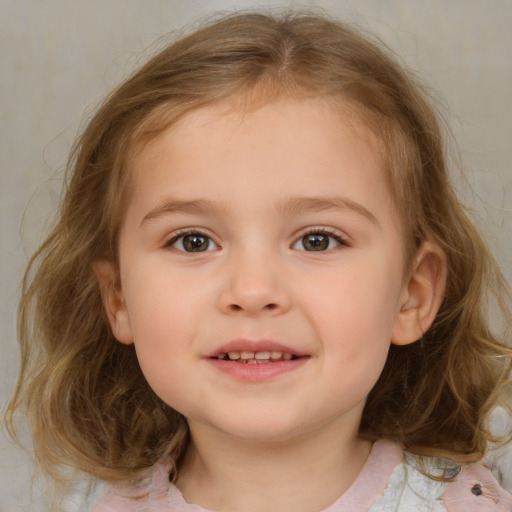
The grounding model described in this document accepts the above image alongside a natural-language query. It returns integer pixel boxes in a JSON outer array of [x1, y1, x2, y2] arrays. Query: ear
[[93, 260, 134, 345], [391, 242, 447, 345]]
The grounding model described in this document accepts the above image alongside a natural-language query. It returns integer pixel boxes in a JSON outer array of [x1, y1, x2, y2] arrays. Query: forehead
[[130, 97, 385, 188], [130, 93, 385, 164], [122, 98, 401, 238]]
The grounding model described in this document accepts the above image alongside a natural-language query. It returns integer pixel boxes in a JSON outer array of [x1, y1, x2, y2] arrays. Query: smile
[[205, 340, 309, 382], [214, 351, 297, 364]]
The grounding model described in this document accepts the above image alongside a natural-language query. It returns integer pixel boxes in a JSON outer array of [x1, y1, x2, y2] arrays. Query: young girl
[[7, 11, 512, 512]]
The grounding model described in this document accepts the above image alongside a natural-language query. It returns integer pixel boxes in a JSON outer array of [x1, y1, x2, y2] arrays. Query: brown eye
[[169, 232, 218, 252], [302, 233, 329, 251], [183, 234, 209, 252], [293, 231, 344, 251]]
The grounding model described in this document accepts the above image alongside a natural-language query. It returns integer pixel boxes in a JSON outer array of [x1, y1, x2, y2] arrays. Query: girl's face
[[103, 98, 420, 443]]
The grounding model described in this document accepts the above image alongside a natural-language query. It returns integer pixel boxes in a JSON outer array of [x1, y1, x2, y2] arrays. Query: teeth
[[216, 350, 297, 362]]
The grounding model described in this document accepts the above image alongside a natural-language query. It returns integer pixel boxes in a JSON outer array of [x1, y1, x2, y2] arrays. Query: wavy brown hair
[[7, 10, 511, 491]]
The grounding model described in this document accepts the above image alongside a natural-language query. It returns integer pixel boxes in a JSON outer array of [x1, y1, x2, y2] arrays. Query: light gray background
[[1, 1, 511, 510]]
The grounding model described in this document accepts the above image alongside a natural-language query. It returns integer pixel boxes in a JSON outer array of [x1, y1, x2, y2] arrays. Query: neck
[[176, 418, 372, 512]]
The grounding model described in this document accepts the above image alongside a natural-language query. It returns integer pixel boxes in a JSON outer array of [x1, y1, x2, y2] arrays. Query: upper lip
[[205, 339, 307, 358]]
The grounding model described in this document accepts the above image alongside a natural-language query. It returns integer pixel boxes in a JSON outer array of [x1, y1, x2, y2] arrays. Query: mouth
[[213, 350, 299, 364], [205, 340, 309, 380]]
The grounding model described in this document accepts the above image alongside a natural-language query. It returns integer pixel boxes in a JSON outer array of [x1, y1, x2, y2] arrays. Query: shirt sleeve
[[442, 463, 512, 512], [92, 462, 172, 512]]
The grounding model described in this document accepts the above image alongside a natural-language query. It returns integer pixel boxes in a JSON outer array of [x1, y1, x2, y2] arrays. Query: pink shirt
[[94, 440, 512, 511]]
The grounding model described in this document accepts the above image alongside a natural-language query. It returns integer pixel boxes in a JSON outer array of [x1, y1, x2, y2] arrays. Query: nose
[[217, 252, 292, 316]]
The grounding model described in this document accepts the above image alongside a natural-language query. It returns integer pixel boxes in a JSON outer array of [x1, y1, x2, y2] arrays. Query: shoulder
[[373, 448, 512, 512], [92, 462, 181, 512], [441, 462, 512, 511], [92, 462, 205, 512]]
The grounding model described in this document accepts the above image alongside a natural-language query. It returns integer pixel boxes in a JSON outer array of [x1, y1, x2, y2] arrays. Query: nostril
[[227, 303, 278, 312]]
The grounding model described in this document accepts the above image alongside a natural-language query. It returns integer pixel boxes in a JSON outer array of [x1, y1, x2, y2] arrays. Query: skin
[[96, 97, 446, 512]]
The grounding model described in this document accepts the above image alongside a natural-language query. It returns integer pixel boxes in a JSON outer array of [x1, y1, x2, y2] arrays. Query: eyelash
[[293, 228, 348, 252], [164, 227, 348, 253], [165, 229, 218, 253]]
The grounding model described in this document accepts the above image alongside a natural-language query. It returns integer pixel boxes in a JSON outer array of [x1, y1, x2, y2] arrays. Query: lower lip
[[205, 357, 309, 382]]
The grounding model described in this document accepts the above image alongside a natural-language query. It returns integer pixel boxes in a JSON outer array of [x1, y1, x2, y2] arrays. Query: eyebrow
[[141, 198, 226, 225], [141, 196, 378, 226], [277, 196, 379, 225]]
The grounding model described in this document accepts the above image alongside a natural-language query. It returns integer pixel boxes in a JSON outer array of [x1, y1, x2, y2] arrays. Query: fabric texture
[[93, 440, 512, 511]]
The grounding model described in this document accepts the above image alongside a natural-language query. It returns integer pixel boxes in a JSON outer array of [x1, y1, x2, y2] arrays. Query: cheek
[[120, 265, 207, 388], [310, 259, 402, 329], [123, 258, 208, 334], [300, 254, 404, 377]]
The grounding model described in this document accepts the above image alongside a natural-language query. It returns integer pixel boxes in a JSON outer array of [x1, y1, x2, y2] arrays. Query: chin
[[204, 414, 313, 444]]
